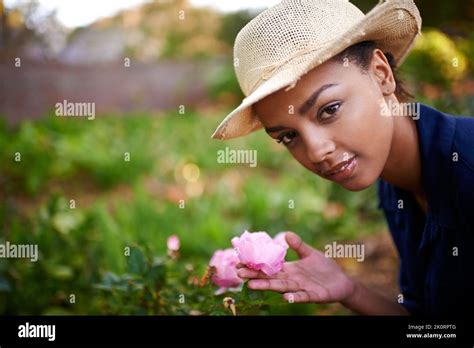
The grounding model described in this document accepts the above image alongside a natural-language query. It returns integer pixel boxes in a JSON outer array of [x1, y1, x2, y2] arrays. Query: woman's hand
[[237, 232, 355, 304]]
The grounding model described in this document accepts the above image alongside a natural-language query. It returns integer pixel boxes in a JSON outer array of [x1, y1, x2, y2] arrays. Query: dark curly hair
[[332, 40, 414, 102]]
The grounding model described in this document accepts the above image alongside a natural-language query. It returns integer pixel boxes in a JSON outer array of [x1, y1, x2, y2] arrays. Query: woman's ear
[[370, 49, 396, 96]]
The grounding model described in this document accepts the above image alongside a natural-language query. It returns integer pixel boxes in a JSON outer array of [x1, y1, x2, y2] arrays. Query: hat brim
[[211, 0, 421, 140]]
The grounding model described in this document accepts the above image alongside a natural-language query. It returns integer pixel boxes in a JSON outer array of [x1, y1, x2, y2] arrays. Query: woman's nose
[[304, 134, 335, 165]]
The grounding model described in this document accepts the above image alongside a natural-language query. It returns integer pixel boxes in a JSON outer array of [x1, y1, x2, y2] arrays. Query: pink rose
[[274, 232, 289, 249], [167, 235, 180, 251], [231, 230, 288, 276], [209, 248, 243, 289]]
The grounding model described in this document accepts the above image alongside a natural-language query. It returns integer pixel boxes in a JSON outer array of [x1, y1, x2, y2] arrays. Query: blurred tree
[[218, 9, 256, 48], [412, 0, 474, 33], [0, 0, 35, 56], [0, 0, 67, 61], [403, 29, 469, 87], [352, 0, 474, 33]]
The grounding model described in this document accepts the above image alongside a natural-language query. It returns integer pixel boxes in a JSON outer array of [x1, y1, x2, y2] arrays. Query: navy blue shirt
[[377, 103, 474, 317]]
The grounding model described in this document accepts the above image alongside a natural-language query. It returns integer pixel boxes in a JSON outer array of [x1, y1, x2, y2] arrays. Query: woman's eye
[[277, 131, 297, 146], [319, 102, 341, 120]]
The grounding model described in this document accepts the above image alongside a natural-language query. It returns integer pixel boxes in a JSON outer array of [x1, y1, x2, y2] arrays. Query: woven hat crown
[[235, 0, 365, 97]]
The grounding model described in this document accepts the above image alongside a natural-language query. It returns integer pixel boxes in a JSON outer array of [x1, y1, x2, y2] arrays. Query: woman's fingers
[[248, 278, 300, 292], [237, 265, 289, 280], [285, 232, 314, 259], [283, 290, 320, 303], [237, 268, 270, 279]]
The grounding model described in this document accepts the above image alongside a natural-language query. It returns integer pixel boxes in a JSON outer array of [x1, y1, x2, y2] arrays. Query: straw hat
[[211, 0, 422, 140]]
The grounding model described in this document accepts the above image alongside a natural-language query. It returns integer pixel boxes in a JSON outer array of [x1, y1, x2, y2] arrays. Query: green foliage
[[206, 62, 244, 101], [457, 32, 474, 79], [0, 110, 385, 315], [218, 10, 256, 47], [0, 113, 157, 194], [403, 29, 469, 87]]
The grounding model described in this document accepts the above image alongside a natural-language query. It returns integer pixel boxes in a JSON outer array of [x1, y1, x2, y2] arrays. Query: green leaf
[[52, 211, 84, 234], [127, 247, 148, 275], [94, 271, 119, 291], [146, 262, 166, 286], [44, 264, 74, 280], [239, 281, 249, 302], [264, 290, 284, 305], [102, 271, 120, 285]]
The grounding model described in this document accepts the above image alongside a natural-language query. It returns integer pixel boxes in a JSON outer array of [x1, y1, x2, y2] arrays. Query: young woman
[[211, 0, 474, 316]]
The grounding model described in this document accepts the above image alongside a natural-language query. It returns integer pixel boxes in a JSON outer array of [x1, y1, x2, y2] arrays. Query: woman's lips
[[326, 156, 357, 183]]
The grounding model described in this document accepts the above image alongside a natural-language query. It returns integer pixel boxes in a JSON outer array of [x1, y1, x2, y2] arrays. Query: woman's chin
[[340, 173, 377, 191]]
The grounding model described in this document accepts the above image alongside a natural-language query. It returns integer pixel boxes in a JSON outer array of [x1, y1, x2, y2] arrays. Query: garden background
[[1, 0, 473, 315]]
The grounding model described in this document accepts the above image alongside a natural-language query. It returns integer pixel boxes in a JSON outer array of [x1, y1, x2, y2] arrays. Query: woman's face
[[253, 49, 396, 191]]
